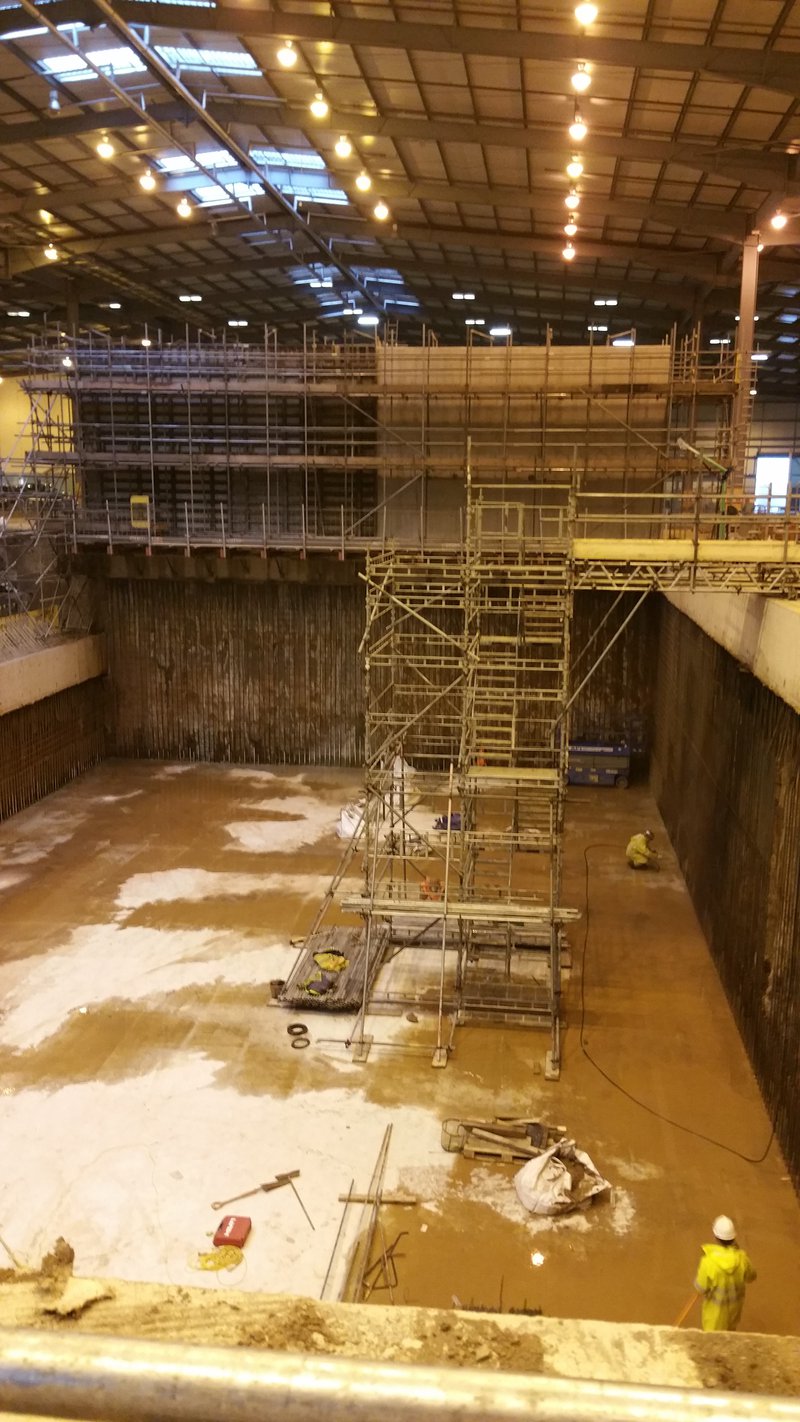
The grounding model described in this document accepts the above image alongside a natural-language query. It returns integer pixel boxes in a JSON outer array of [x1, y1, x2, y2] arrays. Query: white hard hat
[[644, 829, 654, 841], [712, 1214, 736, 1242]]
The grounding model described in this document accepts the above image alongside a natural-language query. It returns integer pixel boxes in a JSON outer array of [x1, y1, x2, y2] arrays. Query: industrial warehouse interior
[[1, 0, 800, 1418]]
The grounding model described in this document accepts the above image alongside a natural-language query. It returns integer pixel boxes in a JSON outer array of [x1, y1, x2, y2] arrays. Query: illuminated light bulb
[[565, 189, 580, 210], [334, 135, 352, 159], [48, 88, 60, 113], [96, 133, 114, 159], [749, 387, 757, 395], [566, 156, 584, 179], [141, 337, 152, 348], [276, 39, 297, 68], [757, 241, 764, 252], [770, 210, 788, 230], [139, 168, 156, 192], [564, 219, 578, 237], [571, 63, 591, 92], [355, 170, 372, 192], [43, 243, 58, 261], [569, 114, 588, 142], [310, 91, 329, 119], [61, 354, 72, 368], [373, 199, 390, 221], [176, 197, 192, 219], [562, 243, 576, 261], [575, 2, 598, 24]]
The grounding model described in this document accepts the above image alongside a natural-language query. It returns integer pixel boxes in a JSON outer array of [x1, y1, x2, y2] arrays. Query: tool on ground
[[211, 1170, 302, 1212], [674, 1292, 699, 1327], [212, 1215, 252, 1249], [363, 1230, 408, 1300], [276, 1172, 315, 1230]]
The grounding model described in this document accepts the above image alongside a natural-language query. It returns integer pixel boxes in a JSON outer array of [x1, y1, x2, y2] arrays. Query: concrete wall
[[652, 600, 800, 1188], [665, 593, 800, 715], [0, 634, 106, 715]]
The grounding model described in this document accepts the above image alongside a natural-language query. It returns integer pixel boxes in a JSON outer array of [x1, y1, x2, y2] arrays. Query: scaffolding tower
[[340, 459, 580, 1072]]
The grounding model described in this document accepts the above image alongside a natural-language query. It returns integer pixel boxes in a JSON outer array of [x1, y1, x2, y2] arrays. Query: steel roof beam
[[112, 2, 800, 99]]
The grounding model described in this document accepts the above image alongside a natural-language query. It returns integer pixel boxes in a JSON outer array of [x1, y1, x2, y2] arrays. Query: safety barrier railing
[[0, 1327, 798, 1422]]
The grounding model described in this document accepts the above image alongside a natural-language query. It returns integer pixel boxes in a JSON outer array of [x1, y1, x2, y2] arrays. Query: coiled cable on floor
[[579, 843, 775, 1165]]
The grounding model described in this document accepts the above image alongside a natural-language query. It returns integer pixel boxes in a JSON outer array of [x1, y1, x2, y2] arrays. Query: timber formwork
[[340, 468, 580, 1072]]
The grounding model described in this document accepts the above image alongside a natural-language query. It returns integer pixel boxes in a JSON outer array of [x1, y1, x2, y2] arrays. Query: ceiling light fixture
[[749, 386, 758, 395], [452, 292, 475, 300], [373, 199, 390, 220], [612, 337, 634, 347], [176, 197, 192, 218], [178, 294, 202, 302], [564, 219, 578, 237], [310, 91, 329, 119], [751, 352, 768, 361], [228, 319, 249, 326], [588, 324, 607, 331], [40, 209, 53, 224], [465, 318, 485, 325], [770, 210, 789, 230], [489, 325, 512, 337], [565, 189, 580, 210], [139, 168, 156, 192], [569, 108, 588, 142], [358, 314, 380, 327], [96, 133, 115, 159], [575, 2, 599, 24], [757, 241, 764, 252], [562, 242, 576, 261], [276, 39, 297, 68], [8, 309, 30, 317], [334, 135, 353, 159], [571, 62, 591, 92], [355, 170, 372, 192], [43, 243, 59, 261], [141, 337, 152, 348], [61, 354, 73, 368], [594, 297, 618, 306], [48, 88, 60, 113], [107, 302, 121, 310], [566, 156, 584, 179]]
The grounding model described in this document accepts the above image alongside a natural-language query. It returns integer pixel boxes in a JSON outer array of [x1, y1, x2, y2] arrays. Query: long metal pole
[[554, 587, 651, 728], [434, 761, 456, 1058], [1, 1329, 797, 1422]]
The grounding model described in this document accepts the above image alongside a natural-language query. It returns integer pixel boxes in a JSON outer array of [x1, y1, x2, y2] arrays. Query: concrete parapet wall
[[0, 634, 106, 716], [664, 592, 800, 714]]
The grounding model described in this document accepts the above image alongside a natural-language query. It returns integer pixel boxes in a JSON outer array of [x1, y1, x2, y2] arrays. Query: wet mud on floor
[[0, 760, 798, 1333]]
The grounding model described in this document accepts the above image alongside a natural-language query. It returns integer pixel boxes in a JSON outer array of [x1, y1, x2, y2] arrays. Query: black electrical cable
[[578, 842, 775, 1165]]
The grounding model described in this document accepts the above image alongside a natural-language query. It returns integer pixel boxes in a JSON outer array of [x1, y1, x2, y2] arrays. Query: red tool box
[[213, 1215, 252, 1249]]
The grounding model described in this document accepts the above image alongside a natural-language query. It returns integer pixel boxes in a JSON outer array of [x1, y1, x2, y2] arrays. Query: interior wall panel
[[103, 579, 365, 765], [652, 600, 800, 1187], [569, 592, 657, 753], [0, 678, 105, 821]]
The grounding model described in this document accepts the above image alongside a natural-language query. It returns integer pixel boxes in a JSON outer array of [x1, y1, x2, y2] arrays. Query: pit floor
[[0, 760, 797, 1334]]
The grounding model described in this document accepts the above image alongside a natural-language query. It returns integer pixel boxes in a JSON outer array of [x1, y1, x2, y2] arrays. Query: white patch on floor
[[153, 765, 196, 778], [225, 795, 337, 854], [605, 1156, 661, 1183], [0, 870, 28, 894], [0, 807, 89, 866], [609, 1188, 636, 1235], [0, 1066, 452, 1299], [116, 868, 333, 913], [92, 791, 144, 804], [0, 924, 296, 1051]]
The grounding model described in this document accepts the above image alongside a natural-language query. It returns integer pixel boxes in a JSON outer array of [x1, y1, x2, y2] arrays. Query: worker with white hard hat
[[625, 828, 659, 870], [693, 1215, 757, 1331]]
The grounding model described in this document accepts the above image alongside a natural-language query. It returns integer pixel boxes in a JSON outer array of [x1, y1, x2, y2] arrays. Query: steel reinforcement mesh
[[0, 677, 106, 821], [652, 599, 800, 1187]]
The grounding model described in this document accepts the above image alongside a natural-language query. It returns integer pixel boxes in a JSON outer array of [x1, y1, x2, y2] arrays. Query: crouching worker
[[626, 828, 659, 870], [694, 1215, 756, 1331]]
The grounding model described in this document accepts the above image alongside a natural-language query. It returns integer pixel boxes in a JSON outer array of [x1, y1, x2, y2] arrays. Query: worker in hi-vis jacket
[[625, 828, 659, 869], [694, 1215, 757, 1331]]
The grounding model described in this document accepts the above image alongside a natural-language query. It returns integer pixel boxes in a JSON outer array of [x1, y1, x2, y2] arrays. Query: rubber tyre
[[290, 1035, 311, 1050], [287, 1023, 309, 1036]]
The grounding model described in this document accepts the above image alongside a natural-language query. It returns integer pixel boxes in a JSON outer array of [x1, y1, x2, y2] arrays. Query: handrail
[[0, 1327, 797, 1422]]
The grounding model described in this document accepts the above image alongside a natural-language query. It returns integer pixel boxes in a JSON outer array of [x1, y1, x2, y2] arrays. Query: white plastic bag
[[514, 1138, 611, 1216]]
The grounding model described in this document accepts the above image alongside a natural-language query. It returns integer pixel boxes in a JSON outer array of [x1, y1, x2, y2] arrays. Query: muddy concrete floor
[[0, 761, 797, 1336]]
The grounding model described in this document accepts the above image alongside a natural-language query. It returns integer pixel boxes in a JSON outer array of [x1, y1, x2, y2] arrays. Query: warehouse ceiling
[[0, 0, 800, 388]]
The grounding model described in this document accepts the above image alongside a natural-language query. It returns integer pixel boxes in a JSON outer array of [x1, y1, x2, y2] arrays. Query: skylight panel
[[192, 179, 264, 206], [251, 147, 326, 172], [39, 45, 146, 80], [156, 44, 260, 75], [156, 149, 237, 175]]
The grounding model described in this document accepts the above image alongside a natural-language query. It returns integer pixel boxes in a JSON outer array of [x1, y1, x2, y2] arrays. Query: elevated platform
[[278, 924, 390, 1013]]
